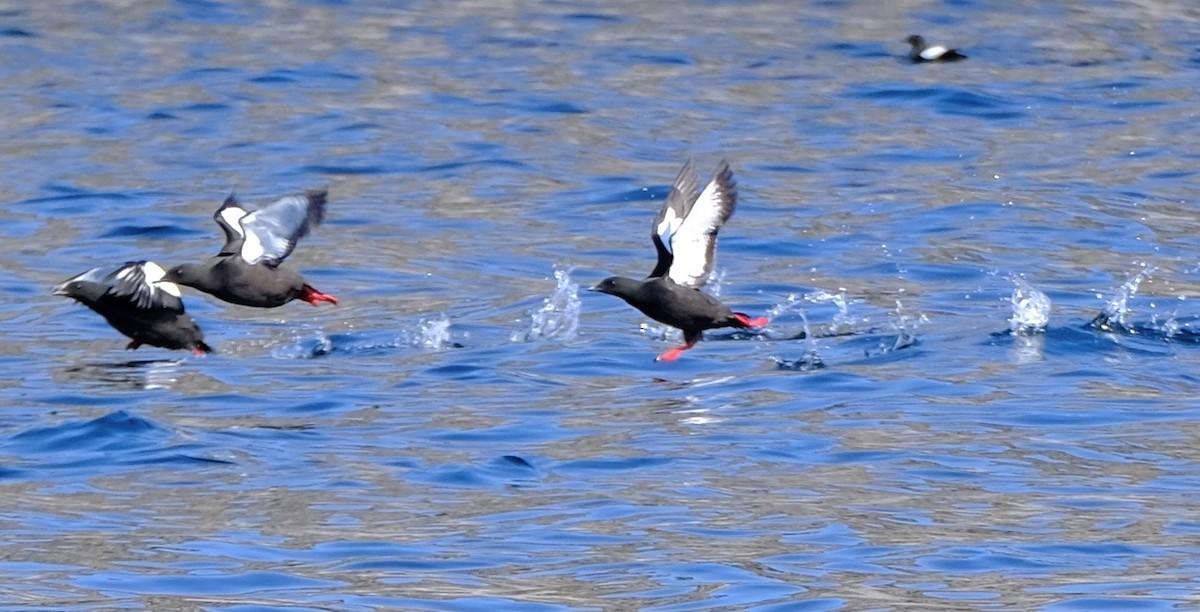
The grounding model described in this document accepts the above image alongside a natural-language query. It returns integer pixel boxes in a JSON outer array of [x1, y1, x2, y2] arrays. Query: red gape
[[301, 285, 339, 306]]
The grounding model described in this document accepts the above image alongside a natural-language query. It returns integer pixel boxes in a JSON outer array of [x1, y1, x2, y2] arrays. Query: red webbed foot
[[734, 313, 769, 328], [656, 347, 686, 362], [655, 339, 698, 362], [301, 285, 339, 306]]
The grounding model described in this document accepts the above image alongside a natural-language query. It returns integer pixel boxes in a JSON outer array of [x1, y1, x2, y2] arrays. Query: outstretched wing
[[238, 189, 328, 266], [213, 194, 249, 256], [65, 267, 109, 285], [648, 159, 702, 279], [106, 261, 186, 313], [664, 160, 736, 289]]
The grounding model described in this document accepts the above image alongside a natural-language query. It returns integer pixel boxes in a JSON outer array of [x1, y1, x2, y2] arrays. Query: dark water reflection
[[3, 0, 1200, 609]]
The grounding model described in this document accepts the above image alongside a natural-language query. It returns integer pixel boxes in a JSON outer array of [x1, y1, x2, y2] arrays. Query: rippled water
[[5, 0, 1200, 609]]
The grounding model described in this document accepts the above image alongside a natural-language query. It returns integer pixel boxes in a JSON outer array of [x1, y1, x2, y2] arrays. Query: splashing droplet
[[1008, 277, 1051, 334], [1094, 266, 1156, 331], [885, 300, 925, 352], [767, 293, 825, 368], [416, 316, 453, 349], [512, 267, 580, 342]]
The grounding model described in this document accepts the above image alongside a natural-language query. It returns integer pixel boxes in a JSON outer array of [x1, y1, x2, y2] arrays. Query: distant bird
[[906, 34, 967, 63], [165, 188, 338, 308], [55, 261, 213, 355], [591, 159, 768, 361]]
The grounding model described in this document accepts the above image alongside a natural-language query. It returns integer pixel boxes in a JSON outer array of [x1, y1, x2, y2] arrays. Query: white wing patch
[[239, 210, 269, 264], [667, 180, 724, 287], [655, 208, 681, 255], [666, 164, 736, 289], [920, 46, 949, 60], [109, 261, 184, 310], [139, 261, 182, 298], [236, 195, 316, 265], [219, 207, 247, 238]]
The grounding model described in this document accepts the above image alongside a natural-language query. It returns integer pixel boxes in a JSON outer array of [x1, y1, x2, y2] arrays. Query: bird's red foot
[[655, 339, 697, 362], [192, 348, 208, 356], [301, 285, 339, 306], [656, 347, 687, 362], [125, 341, 142, 351], [734, 313, 769, 328]]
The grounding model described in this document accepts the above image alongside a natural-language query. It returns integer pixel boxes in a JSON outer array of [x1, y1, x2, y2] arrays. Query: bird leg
[[656, 332, 701, 362], [656, 340, 696, 362], [300, 284, 339, 306], [125, 340, 142, 350]]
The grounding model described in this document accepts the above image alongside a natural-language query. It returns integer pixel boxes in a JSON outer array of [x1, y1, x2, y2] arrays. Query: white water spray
[[512, 267, 581, 342], [1008, 277, 1051, 334]]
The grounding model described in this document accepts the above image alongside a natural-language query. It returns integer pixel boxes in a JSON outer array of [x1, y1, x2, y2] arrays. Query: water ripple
[[4, 1, 1200, 609]]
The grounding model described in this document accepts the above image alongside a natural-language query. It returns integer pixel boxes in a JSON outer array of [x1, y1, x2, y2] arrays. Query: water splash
[[1008, 277, 1051, 334], [766, 289, 860, 334], [1086, 266, 1200, 342], [706, 268, 726, 298], [774, 352, 824, 371], [808, 289, 857, 334], [305, 334, 334, 357], [639, 321, 677, 341], [884, 299, 925, 353], [415, 316, 454, 349], [1147, 304, 1198, 341], [278, 315, 457, 358], [773, 307, 825, 370], [512, 267, 580, 342], [764, 293, 804, 330], [768, 294, 822, 369], [1090, 265, 1155, 332]]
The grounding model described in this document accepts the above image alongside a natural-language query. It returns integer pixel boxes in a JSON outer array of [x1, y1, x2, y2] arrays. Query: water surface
[[4, 0, 1200, 609]]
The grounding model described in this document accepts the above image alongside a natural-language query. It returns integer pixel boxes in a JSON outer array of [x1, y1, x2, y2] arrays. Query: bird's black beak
[[51, 282, 69, 296]]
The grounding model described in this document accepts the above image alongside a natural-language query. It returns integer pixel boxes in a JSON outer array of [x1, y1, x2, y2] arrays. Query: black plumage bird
[[165, 188, 338, 308], [591, 159, 768, 361], [55, 261, 212, 354], [906, 35, 967, 63]]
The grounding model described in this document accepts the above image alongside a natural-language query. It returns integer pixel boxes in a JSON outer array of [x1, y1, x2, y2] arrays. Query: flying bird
[[55, 261, 212, 354], [591, 159, 768, 361], [165, 188, 338, 308]]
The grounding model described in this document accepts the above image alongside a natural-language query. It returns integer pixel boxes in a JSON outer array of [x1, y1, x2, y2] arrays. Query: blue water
[[4, 1, 1200, 609]]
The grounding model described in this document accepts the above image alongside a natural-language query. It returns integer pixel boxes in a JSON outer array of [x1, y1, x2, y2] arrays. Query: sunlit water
[[4, 1, 1200, 609]]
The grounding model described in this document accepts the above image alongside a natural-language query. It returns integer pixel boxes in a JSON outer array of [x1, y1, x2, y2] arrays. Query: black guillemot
[[906, 35, 967, 63], [55, 260, 212, 355], [165, 188, 338, 308], [591, 159, 768, 361]]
